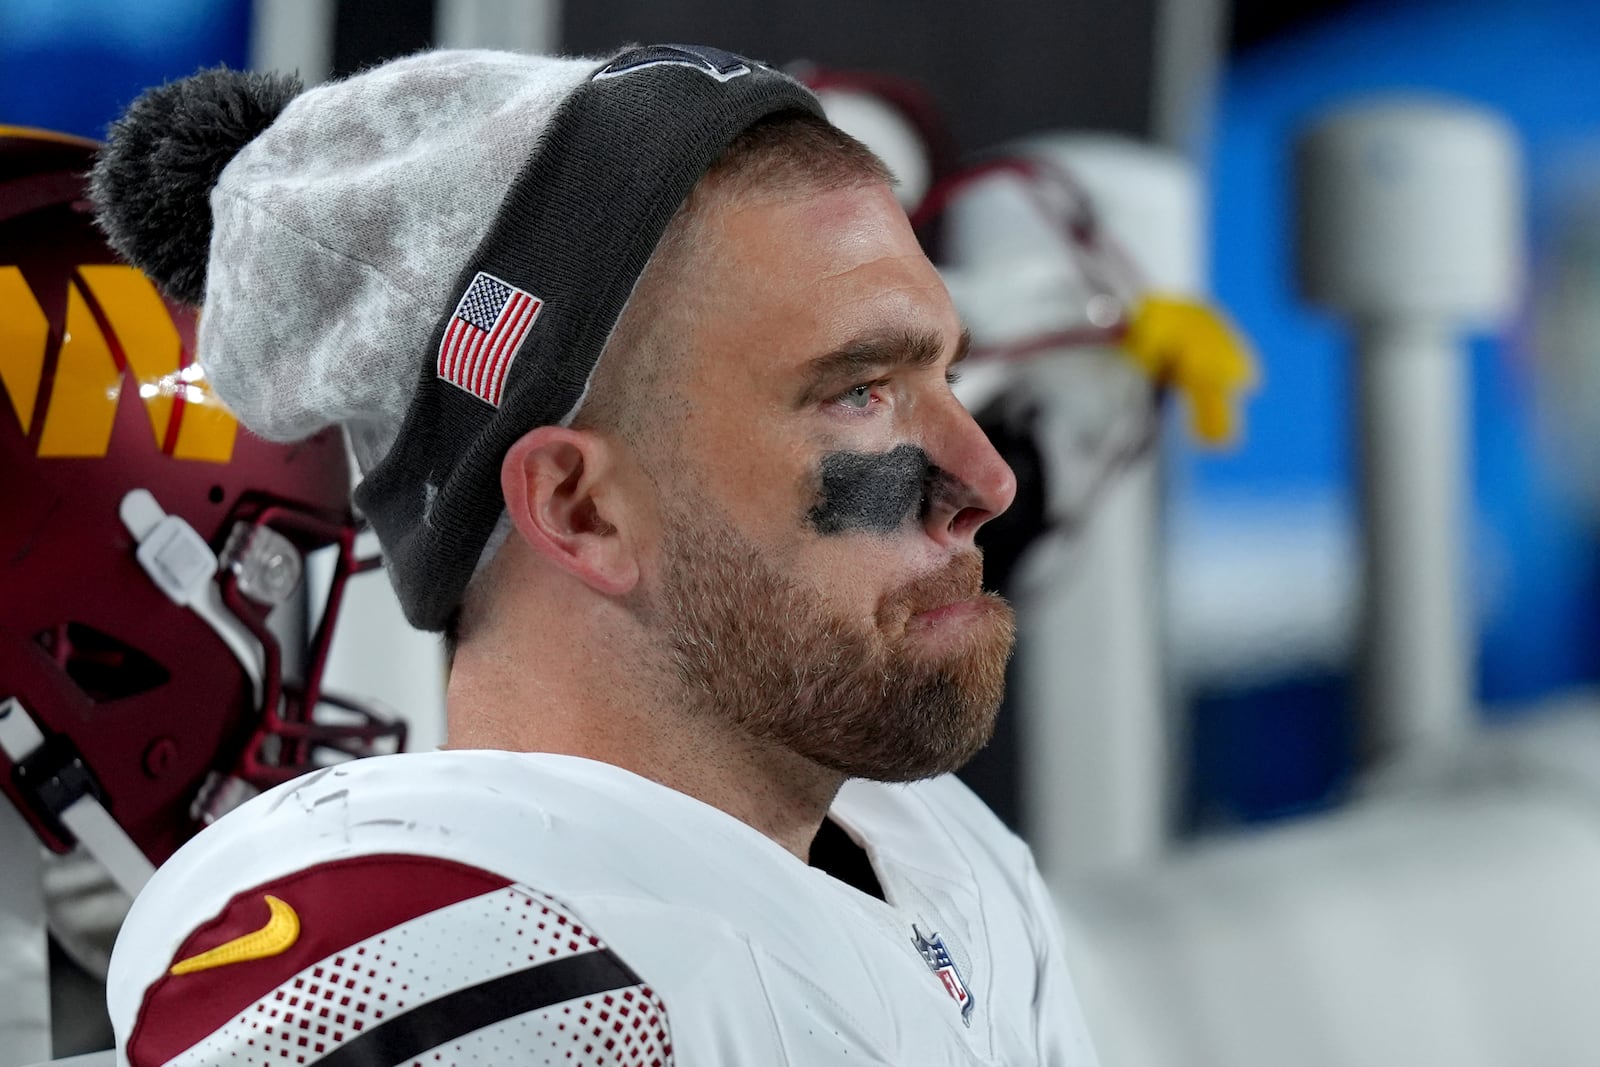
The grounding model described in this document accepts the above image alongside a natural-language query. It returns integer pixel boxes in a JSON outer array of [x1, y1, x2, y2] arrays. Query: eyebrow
[[795, 327, 972, 407]]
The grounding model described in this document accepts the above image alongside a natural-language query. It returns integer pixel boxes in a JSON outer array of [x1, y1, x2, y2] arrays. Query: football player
[[90, 46, 1101, 1064]]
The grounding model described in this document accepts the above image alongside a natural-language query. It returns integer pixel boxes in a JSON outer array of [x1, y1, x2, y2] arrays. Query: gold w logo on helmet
[[0, 265, 237, 462]]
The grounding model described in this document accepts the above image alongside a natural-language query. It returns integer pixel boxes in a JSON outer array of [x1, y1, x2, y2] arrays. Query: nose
[[922, 397, 1017, 546]]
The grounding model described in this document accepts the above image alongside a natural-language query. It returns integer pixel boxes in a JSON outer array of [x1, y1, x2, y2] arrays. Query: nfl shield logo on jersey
[[912, 924, 976, 1027]]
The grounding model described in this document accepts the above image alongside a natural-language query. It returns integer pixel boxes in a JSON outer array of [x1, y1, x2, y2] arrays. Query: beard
[[651, 504, 1016, 782]]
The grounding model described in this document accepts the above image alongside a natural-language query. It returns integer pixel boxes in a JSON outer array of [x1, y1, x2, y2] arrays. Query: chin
[[834, 597, 1016, 784]]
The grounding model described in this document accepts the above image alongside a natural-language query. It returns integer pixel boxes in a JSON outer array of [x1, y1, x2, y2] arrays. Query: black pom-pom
[[90, 67, 302, 305]]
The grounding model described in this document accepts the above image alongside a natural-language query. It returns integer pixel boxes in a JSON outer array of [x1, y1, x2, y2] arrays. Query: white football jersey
[[107, 751, 1100, 1066]]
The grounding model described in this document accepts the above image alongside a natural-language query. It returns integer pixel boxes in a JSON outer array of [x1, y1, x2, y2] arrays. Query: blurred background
[[3, 0, 1600, 1064]]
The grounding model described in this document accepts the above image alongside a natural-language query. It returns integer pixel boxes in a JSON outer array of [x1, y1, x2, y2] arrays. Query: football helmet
[[0, 127, 404, 892]]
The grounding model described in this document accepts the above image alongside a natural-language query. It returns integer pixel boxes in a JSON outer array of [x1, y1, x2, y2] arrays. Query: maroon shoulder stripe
[[128, 854, 511, 1066]]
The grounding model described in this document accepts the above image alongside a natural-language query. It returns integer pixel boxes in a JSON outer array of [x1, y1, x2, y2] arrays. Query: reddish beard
[[654, 514, 1016, 782]]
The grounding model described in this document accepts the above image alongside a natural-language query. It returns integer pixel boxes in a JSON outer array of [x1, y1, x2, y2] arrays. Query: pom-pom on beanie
[[92, 45, 824, 632]]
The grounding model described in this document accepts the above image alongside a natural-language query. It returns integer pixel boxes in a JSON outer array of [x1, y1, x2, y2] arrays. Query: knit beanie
[[91, 44, 825, 632]]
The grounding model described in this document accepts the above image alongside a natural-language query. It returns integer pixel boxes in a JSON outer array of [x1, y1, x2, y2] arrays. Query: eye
[[832, 380, 893, 412], [839, 383, 874, 409], [945, 368, 964, 387]]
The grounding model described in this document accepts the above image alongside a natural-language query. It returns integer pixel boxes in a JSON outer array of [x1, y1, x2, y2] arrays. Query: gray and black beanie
[[92, 44, 825, 632]]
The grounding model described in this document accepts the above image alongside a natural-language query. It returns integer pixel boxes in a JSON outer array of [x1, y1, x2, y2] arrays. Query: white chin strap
[[118, 489, 265, 705], [0, 698, 154, 900]]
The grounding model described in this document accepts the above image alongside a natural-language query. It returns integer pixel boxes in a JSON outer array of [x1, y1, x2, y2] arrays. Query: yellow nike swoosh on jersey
[[169, 894, 300, 976]]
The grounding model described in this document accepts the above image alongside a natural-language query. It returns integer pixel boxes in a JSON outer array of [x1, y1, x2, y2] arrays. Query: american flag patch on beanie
[[437, 271, 543, 406]]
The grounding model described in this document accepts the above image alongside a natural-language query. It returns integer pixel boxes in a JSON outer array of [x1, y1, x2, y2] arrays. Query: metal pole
[[1356, 319, 1472, 751], [249, 0, 337, 82], [434, 0, 561, 53], [1296, 99, 1521, 760]]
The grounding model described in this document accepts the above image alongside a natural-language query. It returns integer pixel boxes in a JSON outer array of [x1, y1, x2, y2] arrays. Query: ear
[[500, 426, 640, 597]]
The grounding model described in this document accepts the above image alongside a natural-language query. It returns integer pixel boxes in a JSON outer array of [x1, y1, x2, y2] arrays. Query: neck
[[445, 620, 842, 861]]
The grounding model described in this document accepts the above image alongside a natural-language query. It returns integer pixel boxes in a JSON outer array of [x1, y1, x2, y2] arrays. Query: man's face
[[640, 181, 1018, 782]]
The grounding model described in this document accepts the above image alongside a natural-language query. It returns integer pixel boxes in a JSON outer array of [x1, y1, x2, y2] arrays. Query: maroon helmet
[[0, 126, 404, 877]]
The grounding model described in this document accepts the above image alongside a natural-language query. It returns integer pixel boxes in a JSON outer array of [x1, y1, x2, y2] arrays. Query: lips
[[907, 596, 985, 627], [878, 552, 987, 629]]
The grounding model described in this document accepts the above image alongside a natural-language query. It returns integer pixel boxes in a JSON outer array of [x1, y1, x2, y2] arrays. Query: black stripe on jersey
[[316, 948, 644, 1066]]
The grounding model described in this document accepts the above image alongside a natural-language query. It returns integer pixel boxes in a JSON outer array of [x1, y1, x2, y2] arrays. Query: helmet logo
[[1, 265, 238, 462]]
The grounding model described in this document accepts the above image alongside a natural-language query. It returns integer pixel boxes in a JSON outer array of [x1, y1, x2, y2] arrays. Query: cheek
[[783, 537, 894, 622], [670, 417, 796, 514]]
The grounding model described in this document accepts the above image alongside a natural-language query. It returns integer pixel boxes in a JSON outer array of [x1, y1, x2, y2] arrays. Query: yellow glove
[[1120, 294, 1260, 448]]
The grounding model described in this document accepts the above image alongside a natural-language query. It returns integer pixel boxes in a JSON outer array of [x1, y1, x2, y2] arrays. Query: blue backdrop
[[0, 0, 249, 139], [1188, 0, 1600, 823]]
